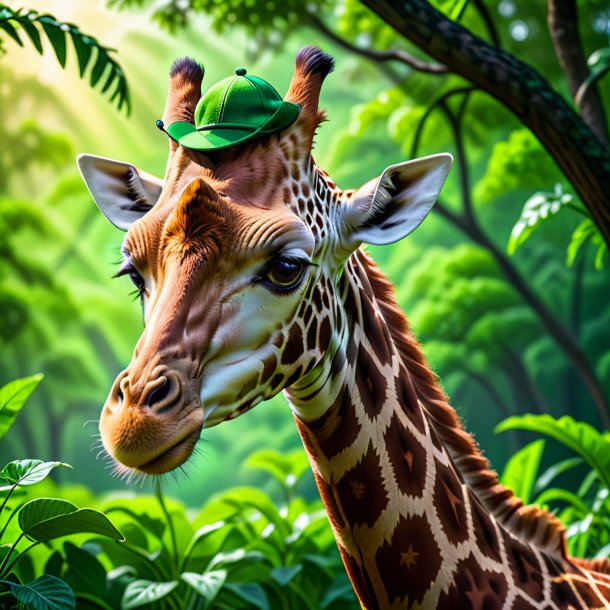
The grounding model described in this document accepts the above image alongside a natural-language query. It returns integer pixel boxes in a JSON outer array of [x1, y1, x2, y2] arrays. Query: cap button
[[235, 68, 247, 76]]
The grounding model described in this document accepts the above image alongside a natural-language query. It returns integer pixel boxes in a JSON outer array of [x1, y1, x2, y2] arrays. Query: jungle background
[[1, 0, 610, 608]]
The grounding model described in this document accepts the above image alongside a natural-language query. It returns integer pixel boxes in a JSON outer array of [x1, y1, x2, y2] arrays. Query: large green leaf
[[19, 498, 124, 542], [181, 570, 226, 606], [207, 549, 269, 572], [245, 449, 310, 489], [271, 564, 303, 586], [0, 460, 71, 488], [63, 541, 107, 598], [219, 488, 289, 537], [0, 374, 43, 440], [222, 583, 270, 610], [496, 415, 610, 490], [320, 577, 357, 609], [3, 574, 75, 610], [500, 440, 545, 504], [121, 579, 179, 609], [534, 457, 584, 495]]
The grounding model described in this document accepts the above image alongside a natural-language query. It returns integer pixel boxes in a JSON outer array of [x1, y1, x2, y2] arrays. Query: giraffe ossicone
[[78, 46, 610, 609]]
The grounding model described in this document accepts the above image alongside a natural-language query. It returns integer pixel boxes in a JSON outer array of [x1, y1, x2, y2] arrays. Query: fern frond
[[0, 5, 130, 113]]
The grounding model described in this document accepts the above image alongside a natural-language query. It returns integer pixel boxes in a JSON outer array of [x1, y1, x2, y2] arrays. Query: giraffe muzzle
[[100, 362, 204, 474]]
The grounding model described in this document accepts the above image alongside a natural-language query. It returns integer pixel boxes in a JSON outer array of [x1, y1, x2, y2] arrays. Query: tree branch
[[547, 0, 609, 147], [436, 197, 610, 428], [360, 0, 610, 249], [306, 13, 449, 74]]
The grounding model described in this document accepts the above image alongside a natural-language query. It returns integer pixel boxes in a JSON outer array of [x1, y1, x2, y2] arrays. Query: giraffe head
[[78, 47, 452, 475]]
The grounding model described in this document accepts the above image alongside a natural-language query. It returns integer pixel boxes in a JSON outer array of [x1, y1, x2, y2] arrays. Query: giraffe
[[77, 46, 610, 609]]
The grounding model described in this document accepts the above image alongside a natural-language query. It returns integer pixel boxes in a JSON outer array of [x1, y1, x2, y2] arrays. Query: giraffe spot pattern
[[384, 412, 427, 499], [310, 389, 362, 459], [282, 323, 303, 366], [470, 493, 502, 562], [434, 458, 469, 546], [375, 513, 442, 606], [335, 442, 388, 528], [355, 344, 387, 420], [437, 552, 508, 610], [397, 372, 426, 434], [504, 530, 544, 602], [260, 354, 277, 384], [360, 292, 392, 366], [319, 316, 331, 352]]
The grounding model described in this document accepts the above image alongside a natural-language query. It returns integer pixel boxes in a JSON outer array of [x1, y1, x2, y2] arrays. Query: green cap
[[164, 68, 301, 152]]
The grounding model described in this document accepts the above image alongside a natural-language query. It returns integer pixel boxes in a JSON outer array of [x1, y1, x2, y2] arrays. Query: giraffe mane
[[571, 556, 610, 575], [360, 250, 568, 558]]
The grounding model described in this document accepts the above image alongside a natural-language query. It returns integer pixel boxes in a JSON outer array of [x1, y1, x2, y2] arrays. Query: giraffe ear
[[342, 153, 453, 248], [77, 154, 163, 231]]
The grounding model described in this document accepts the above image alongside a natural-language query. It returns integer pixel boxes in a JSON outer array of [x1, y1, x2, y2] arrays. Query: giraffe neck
[[286, 249, 610, 610]]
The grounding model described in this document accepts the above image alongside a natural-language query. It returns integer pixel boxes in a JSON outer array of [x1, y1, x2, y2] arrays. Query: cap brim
[[178, 127, 261, 151], [166, 101, 301, 152]]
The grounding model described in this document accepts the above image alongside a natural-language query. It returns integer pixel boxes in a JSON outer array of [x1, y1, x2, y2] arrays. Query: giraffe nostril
[[147, 377, 172, 408]]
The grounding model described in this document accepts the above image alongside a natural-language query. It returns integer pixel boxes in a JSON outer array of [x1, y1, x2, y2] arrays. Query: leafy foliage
[[0, 574, 75, 610], [507, 184, 575, 255], [0, 5, 129, 112], [498, 414, 610, 558], [567, 218, 608, 270], [0, 375, 43, 441], [54, 449, 358, 609]]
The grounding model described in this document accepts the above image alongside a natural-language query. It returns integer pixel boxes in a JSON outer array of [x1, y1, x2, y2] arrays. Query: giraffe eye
[[264, 257, 307, 292], [115, 262, 146, 298]]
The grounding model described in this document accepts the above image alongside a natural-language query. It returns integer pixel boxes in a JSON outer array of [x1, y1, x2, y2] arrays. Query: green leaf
[[44, 551, 64, 578], [17, 16, 43, 54], [90, 48, 108, 87], [535, 488, 590, 514], [121, 579, 179, 609], [38, 15, 67, 67], [69, 29, 93, 76], [219, 488, 290, 537], [181, 570, 226, 605], [567, 218, 598, 266], [19, 498, 124, 542], [500, 440, 545, 504], [0, 20, 23, 46], [320, 577, 356, 609], [73, 592, 114, 610], [63, 541, 107, 598], [0, 460, 71, 487], [222, 583, 269, 610], [496, 414, 610, 490], [534, 457, 584, 495], [271, 564, 303, 586], [507, 184, 572, 255], [4, 574, 75, 610], [207, 549, 269, 571], [245, 449, 309, 488], [0, 374, 43, 440]]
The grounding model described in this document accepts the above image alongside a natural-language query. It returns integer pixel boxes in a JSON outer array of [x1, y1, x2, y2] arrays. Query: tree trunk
[[360, 0, 610, 248], [548, 0, 609, 147]]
